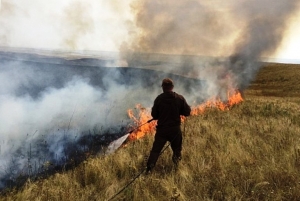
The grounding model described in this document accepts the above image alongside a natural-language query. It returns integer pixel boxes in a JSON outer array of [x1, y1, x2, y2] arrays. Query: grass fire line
[[106, 90, 243, 154], [105, 89, 244, 200]]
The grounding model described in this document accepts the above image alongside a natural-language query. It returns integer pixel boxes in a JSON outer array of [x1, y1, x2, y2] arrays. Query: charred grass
[[1, 63, 300, 201]]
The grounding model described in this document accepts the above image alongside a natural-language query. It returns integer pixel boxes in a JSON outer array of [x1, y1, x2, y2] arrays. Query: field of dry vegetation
[[1, 63, 300, 201]]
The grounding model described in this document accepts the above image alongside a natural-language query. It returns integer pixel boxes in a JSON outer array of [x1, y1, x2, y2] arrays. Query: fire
[[127, 104, 156, 140], [127, 90, 243, 140], [191, 89, 243, 115]]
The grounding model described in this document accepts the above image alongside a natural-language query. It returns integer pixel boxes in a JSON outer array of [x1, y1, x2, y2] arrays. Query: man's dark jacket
[[151, 91, 191, 128]]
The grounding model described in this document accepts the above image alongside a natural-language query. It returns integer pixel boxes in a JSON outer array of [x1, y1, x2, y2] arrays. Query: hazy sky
[[276, 10, 300, 61], [0, 0, 299, 61]]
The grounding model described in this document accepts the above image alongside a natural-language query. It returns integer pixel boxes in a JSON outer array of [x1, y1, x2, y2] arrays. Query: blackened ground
[[0, 131, 125, 193]]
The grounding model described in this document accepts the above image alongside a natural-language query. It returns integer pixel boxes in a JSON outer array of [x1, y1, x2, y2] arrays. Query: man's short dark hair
[[161, 78, 174, 91], [161, 78, 174, 87]]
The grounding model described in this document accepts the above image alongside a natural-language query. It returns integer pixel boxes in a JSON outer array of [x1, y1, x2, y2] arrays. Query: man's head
[[161, 78, 174, 92]]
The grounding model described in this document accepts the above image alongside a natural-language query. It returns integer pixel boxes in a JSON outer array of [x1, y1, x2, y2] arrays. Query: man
[[146, 78, 191, 173]]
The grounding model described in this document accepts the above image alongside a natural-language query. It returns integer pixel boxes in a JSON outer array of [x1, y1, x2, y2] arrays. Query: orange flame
[[127, 104, 156, 140], [191, 89, 243, 115], [127, 90, 243, 140]]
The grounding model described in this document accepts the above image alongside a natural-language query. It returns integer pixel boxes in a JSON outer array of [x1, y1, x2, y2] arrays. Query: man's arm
[[181, 97, 191, 117], [151, 98, 159, 120]]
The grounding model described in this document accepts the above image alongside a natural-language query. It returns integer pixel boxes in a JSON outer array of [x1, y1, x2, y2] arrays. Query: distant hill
[[0, 49, 205, 101]]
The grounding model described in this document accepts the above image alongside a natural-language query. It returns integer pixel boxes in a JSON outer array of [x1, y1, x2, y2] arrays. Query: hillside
[[1, 63, 300, 201]]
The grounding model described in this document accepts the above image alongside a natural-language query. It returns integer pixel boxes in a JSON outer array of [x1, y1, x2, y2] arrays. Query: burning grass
[[1, 63, 300, 200], [127, 89, 243, 140]]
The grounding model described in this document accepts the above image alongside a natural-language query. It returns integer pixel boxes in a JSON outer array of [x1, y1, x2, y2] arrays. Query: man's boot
[[172, 155, 182, 170]]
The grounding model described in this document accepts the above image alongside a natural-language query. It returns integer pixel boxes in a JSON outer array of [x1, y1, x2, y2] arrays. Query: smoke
[[0, 0, 133, 51], [0, 59, 129, 187], [0, 53, 201, 188], [60, 2, 94, 49], [122, 0, 299, 98], [122, 1, 234, 56]]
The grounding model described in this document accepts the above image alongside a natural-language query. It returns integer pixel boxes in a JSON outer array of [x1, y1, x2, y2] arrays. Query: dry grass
[[1, 63, 300, 201], [246, 63, 300, 98]]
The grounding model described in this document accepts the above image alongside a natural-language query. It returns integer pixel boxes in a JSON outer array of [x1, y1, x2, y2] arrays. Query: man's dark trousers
[[147, 125, 182, 169]]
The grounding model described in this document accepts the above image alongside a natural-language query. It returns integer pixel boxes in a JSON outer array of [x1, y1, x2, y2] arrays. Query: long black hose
[[128, 118, 154, 134], [107, 124, 183, 201]]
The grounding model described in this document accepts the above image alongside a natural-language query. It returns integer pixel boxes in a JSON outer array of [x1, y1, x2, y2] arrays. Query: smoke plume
[[122, 0, 299, 95], [0, 57, 139, 188]]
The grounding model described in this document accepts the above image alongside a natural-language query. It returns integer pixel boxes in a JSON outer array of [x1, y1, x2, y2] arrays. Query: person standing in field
[[146, 78, 191, 173]]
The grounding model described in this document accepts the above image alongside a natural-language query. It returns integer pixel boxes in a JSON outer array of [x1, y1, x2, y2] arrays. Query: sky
[[0, 0, 299, 62], [276, 11, 300, 62]]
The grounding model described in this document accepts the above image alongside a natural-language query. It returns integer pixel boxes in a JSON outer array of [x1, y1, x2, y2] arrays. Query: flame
[[191, 89, 243, 115], [127, 90, 243, 140], [127, 104, 156, 140]]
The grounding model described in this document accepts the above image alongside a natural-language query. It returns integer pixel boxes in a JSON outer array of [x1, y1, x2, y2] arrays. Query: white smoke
[[0, 0, 133, 51], [122, 0, 299, 94], [0, 56, 163, 188]]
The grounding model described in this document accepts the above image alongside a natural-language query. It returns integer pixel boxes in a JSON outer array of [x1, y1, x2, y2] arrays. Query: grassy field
[[1, 63, 300, 201]]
